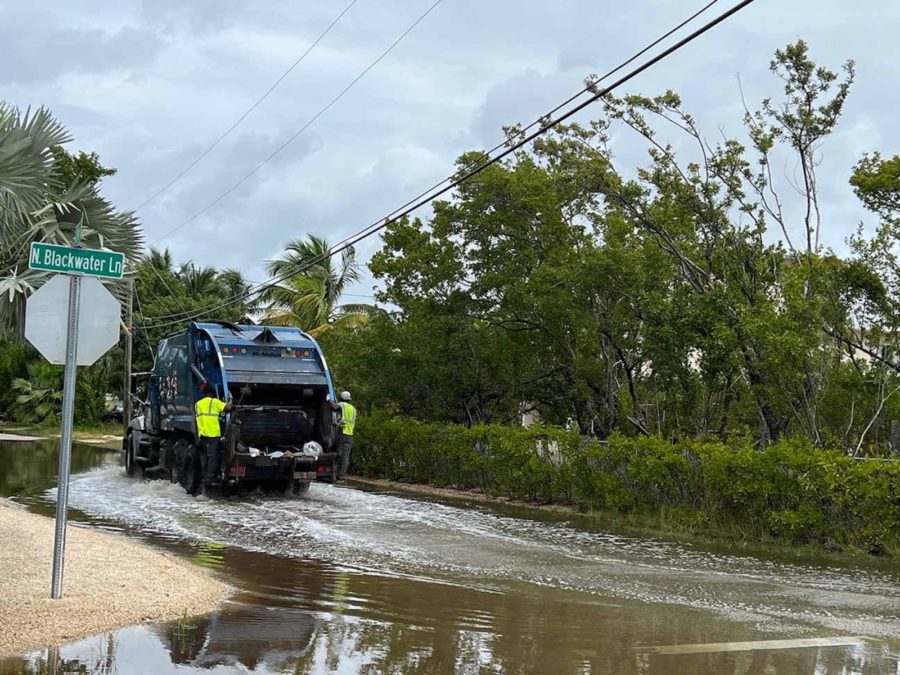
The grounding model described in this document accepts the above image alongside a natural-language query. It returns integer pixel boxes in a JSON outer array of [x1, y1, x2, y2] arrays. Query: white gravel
[[0, 499, 231, 656]]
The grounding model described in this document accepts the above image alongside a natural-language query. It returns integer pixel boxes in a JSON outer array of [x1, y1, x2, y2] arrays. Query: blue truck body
[[126, 322, 341, 494]]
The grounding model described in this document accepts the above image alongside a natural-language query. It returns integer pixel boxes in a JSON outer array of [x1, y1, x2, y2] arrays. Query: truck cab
[[125, 322, 341, 494]]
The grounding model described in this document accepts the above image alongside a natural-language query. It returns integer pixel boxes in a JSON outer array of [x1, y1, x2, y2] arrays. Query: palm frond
[[0, 101, 142, 339], [0, 105, 70, 232], [263, 233, 366, 334]]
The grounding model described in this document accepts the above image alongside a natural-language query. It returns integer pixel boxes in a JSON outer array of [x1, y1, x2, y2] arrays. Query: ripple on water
[[57, 466, 900, 638]]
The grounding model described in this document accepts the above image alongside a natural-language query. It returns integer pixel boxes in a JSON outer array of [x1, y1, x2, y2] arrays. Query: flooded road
[[0, 439, 898, 674]]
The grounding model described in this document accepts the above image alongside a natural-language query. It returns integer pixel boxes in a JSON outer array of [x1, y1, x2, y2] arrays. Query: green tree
[[0, 103, 142, 335], [178, 263, 220, 297], [11, 361, 63, 424], [850, 153, 900, 223], [337, 39, 894, 450], [0, 335, 28, 416], [132, 249, 257, 374], [264, 234, 373, 336], [49, 147, 117, 187]]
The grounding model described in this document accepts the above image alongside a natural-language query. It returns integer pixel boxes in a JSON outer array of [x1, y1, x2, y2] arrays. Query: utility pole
[[123, 277, 134, 437]]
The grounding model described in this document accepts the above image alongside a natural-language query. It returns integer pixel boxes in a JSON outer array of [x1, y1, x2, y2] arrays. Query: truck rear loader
[[124, 322, 341, 494]]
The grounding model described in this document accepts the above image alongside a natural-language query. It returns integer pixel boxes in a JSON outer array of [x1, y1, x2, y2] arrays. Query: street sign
[[29, 241, 125, 279], [24, 272, 123, 599], [25, 275, 122, 366]]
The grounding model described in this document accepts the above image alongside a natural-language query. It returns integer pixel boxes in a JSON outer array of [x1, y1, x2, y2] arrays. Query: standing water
[[0, 439, 898, 674]]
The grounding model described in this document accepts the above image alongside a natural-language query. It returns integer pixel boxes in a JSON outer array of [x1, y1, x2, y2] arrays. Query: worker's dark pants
[[201, 436, 223, 488], [339, 435, 354, 478]]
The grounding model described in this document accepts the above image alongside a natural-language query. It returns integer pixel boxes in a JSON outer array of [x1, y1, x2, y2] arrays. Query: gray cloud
[[0, 4, 162, 85], [3, 0, 897, 299], [138, 0, 248, 34]]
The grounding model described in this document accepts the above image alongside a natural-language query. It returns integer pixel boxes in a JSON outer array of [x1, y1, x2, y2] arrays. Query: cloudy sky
[[3, 0, 897, 297]]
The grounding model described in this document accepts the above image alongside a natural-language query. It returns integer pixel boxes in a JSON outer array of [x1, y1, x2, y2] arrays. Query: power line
[[135, 0, 362, 211], [130, 283, 158, 367], [147, 0, 445, 247], [139, 0, 755, 330], [138, 0, 723, 328], [140, 0, 750, 329], [459, 0, 721, 189], [137, 0, 724, 329], [146, 259, 192, 316]]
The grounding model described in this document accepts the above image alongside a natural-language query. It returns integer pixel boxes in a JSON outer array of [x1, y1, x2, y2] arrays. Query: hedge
[[354, 415, 900, 555]]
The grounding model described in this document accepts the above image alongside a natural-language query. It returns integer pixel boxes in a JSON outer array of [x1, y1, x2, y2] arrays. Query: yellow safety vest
[[339, 402, 357, 436], [196, 396, 226, 437]]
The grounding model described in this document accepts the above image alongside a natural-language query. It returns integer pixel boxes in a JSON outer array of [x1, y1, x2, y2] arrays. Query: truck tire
[[125, 433, 138, 477], [168, 439, 189, 484], [317, 400, 337, 451], [178, 445, 203, 496], [287, 480, 310, 496], [322, 455, 339, 484]]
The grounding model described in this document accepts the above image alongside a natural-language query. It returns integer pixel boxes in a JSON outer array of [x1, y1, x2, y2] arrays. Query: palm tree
[[12, 361, 63, 423], [145, 248, 175, 273], [217, 268, 261, 319], [178, 263, 220, 297], [0, 103, 142, 335], [263, 234, 373, 335]]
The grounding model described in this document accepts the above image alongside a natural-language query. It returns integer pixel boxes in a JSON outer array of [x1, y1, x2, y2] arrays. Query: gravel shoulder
[[0, 499, 231, 656]]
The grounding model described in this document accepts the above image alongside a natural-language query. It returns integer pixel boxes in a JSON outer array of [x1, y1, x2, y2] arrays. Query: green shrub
[[0, 337, 28, 417], [355, 415, 900, 555]]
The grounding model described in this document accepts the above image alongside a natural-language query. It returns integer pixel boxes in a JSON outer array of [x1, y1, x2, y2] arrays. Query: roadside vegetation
[[0, 104, 141, 427], [355, 415, 900, 557]]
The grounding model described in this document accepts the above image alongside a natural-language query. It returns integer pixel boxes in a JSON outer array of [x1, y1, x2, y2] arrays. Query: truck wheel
[[323, 456, 339, 484], [286, 480, 310, 497], [178, 445, 203, 496], [125, 433, 137, 477], [317, 400, 337, 450], [168, 439, 189, 483]]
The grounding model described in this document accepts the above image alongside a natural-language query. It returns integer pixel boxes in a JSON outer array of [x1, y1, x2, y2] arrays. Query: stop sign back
[[25, 275, 122, 366]]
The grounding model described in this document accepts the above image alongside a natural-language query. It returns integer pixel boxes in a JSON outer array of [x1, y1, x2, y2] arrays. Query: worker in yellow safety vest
[[195, 381, 232, 493], [330, 390, 357, 479]]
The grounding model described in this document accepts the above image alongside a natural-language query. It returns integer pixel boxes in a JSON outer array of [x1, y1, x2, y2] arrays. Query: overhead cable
[[135, 0, 363, 211], [140, 0, 754, 329], [147, 0, 445, 246]]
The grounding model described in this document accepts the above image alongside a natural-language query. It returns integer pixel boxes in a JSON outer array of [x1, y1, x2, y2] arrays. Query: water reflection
[[4, 593, 897, 675], [192, 542, 227, 570], [0, 443, 898, 674], [0, 439, 110, 500], [158, 605, 318, 670]]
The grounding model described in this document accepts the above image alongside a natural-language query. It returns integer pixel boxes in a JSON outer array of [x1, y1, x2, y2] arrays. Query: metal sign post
[[51, 275, 81, 599], [25, 237, 123, 599]]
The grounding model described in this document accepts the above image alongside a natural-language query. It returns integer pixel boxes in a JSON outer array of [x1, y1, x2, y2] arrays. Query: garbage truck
[[123, 321, 341, 495]]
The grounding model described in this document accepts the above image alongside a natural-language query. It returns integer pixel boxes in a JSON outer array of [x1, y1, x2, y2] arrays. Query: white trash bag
[[301, 440, 323, 458]]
